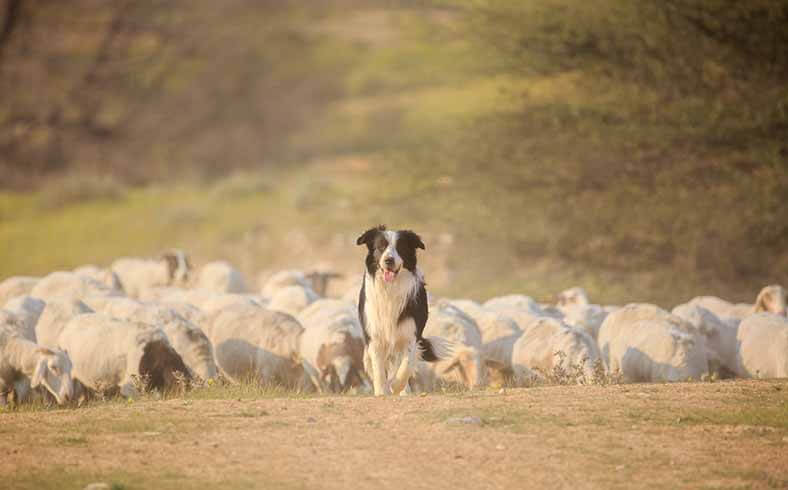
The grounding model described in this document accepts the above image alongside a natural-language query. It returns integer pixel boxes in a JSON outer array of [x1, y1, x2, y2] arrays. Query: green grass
[[1, 1, 786, 306]]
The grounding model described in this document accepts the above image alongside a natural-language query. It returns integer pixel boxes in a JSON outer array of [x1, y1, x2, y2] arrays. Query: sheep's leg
[[391, 341, 416, 396], [302, 361, 325, 393], [367, 341, 388, 396]]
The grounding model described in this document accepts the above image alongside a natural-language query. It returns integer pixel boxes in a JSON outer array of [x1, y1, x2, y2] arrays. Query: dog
[[356, 225, 440, 395]]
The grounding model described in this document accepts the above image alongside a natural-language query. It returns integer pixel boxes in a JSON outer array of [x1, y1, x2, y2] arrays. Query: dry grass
[[1, 379, 786, 489]]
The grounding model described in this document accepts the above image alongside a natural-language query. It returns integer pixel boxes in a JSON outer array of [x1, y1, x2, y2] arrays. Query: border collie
[[356, 225, 439, 396]]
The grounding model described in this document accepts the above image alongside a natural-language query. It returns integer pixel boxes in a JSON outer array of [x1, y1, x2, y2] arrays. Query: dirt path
[[1, 380, 787, 489]]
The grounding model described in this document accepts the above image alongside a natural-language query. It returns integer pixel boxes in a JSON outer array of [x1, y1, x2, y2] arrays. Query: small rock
[[84, 483, 110, 490], [495, 444, 505, 450], [615, 465, 625, 471], [446, 416, 483, 426], [306, 417, 317, 423], [419, 392, 427, 397], [498, 388, 506, 395], [141, 431, 161, 437], [782, 436, 788, 443]]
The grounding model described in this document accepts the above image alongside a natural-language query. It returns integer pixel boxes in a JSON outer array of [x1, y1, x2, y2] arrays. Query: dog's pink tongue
[[383, 270, 396, 282]]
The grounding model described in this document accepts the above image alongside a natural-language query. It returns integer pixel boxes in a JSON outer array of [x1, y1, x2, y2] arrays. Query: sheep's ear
[[31, 358, 48, 388], [755, 290, 771, 312], [356, 225, 386, 246], [399, 230, 425, 250]]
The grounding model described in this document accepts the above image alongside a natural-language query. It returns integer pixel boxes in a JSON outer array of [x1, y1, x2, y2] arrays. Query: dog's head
[[356, 225, 425, 283]]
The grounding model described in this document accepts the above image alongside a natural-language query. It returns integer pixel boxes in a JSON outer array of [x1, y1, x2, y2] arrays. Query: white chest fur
[[363, 268, 420, 358]]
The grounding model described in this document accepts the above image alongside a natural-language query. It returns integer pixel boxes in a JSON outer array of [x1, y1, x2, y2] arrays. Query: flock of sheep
[[1, 249, 787, 406]]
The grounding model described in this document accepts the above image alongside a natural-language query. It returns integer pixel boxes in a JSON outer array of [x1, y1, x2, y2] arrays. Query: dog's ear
[[399, 230, 425, 250], [356, 225, 386, 246]]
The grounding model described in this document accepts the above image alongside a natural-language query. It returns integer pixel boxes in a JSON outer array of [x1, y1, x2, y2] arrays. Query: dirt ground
[[1, 380, 787, 489]]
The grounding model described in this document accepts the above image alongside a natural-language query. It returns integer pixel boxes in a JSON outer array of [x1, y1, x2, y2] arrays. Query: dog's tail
[[418, 336, 453, 363]]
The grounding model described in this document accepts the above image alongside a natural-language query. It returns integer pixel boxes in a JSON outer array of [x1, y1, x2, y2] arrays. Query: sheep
[[83, 297, 218, 380], [196, 261, 249, 294], [34, 299, 94, 349], [267, 285, 319, 317], [341, 280, 362, 306], [73, 265, 124, 291], [2, 296, 46, 341], [58, 313, 190, 398], [510, 317, 601, 385], [556, 287, 590, 307], [297, 299, 366, 392], [0, 276, 39, 306], [735, 313, 788, 378], [671, 303, 739, 377], [448, 299, 522, 385], [483, 294, 549, 331], [0, 310, 26, 339], [260, 269, 312, 297], [30, 271, 120, 301], [598, 304, 708, 382], [304, 270, 343, 297], [558, 303, 608, 340], [687, 284, 787, 320], [110, 249, 191, 298], [412, 301, 484, 391], [208, 304, 306, 387], [0, 325, 73, 405]]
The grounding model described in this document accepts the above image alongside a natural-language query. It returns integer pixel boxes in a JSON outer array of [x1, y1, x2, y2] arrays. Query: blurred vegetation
[[0, 0, 786, 306]]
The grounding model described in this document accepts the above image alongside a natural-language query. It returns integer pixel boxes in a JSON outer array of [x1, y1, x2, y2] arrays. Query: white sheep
[[208, 304, 305, 387], [196, 261, 249, 294], [2, 296, 46, 341], [304, 270, 343, 297], [34, 299, 94, 349], [73, 265, 124, 291], [483, 294, 550, 331], [558, 303, 608, 340], [58, 313, 190, 398], [671, 303, 739, 377], [0, 325, 73, 405], [111, 249, 191, 298], [598, 304, 708, 382], [735, 313, 788, 378], [267, 285, 319, 317], [30, 271, 120, 301], [297, 299, 366, 392], [0, 276, 39, 305], [510, 317, 601, 385], [448, 299, 522, 384], [260, 269, 312, 297], [688, 284, 787, 320], [83, 297, 218, 380], [413, 301, 484, 391]]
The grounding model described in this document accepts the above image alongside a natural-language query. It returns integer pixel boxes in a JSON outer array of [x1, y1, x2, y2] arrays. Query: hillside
[[1, 1, 786, 306]]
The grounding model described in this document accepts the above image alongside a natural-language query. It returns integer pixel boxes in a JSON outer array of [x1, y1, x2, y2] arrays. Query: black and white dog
[[356, 225, 439, 396]]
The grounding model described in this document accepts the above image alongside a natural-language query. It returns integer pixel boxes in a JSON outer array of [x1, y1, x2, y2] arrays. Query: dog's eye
[[376, 240, 388, 250]]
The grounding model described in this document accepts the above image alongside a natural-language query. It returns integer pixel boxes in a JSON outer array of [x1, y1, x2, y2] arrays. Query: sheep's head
[[754, 285, 787, 316], [442, 348, 484, 389], [557, 287, 590, 307], [31, 348, 73, 405], [317, 335, 366, 392], [162, 249, 192, 285]]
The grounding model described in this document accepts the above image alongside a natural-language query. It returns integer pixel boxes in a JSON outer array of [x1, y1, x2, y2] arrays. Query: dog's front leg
[[367, 340, 389, 396], [391, 340, 416, 396]]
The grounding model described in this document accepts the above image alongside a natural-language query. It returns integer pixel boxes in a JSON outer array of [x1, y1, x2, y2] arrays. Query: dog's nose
[[384, 257, 395, 267]]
